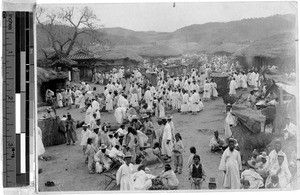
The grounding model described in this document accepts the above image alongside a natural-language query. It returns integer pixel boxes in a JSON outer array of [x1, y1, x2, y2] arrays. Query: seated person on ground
[[157, 164, 179, 190], [256, 152, 270, 181], [246, 91, 256, 108], [109, 145, 125, 163], [132, 165, 157, 190], [209, 130, 226, 152], [138, 143, 164, 168], [240, 159, 264, 189], [94, 144, 112, 173]]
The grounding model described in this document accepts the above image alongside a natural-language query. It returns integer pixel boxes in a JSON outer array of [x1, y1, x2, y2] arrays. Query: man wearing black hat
[[116, 153, 134, 190], [219, 138, 242, 189]]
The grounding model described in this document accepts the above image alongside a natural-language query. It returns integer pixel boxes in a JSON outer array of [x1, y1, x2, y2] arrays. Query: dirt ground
[[38, 84, 241, 192]]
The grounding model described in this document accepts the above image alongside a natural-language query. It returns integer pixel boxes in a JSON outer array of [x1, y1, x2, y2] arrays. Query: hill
[[37, 14, 296, 58]]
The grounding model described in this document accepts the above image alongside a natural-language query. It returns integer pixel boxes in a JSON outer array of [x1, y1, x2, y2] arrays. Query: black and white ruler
[[2, 11, 34, 187]]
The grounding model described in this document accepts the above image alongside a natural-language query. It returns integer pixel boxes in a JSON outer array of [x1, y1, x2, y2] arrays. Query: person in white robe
[[116, 153, 135, 191], [268, 139, 289, 171], [191, 81, 200, 93], [106, 92, 113, 112], [137, 87, 142, 101], [241, 72, 248, 90], [190, 90, 201, 114], [266, 151, 291, 189], [253, 72, 260, 88], [150, 85, 156, 96], [85, 105, 92, 125], [94, 144, 112, 173], [104, 87, 109, 98], [229, 78, 237, 96], [209, 130, 225, 151], [74, 89, 82, 108], [256, 152, 270, 181], [130, 90, 139, 108], [78, 93, 86, 112], [89, 113, 97, 131], [241, 160, 264, 189], [91, 98, 100, 112], [158, 98, 165, 118], [80, 124, 92, 163], [114, 106, 127, 124], [172, 90, 180, 110], [234, 73, 240, 89], [85, 83, 91, 93], [180, 90, 189, 113], [91, 98, 101, 119], [250, 71, 256, 86], [132, 165, 156, 190], [203, 81, 211, 101], [37, 126, 45, 159], [247, 71, 252, 85], [224, 104, 235, 138], [161, 119, 173, 160], [56, 91, 63, 108], [210, 79, 218, 99], [117, 95, 129, 109], [144, 88, 153, 107], [219, 138, 242, 189]]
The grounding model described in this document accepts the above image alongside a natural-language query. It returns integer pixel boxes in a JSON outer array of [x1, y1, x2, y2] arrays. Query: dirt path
[[38, 86, 237, 191]]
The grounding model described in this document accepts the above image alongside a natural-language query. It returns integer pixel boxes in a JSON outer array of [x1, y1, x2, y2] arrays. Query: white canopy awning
[[276, 82, 298, 97]]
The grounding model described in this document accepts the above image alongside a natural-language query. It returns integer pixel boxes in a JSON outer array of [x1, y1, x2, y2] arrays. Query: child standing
[[189, 154, 206, 189], [173, 133, 184, 174], [85, 138, 98, 174], [80, 124, 92, 163], [187, 146, 197, 169]]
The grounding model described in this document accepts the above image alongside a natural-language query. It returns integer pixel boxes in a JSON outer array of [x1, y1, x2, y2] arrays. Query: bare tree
[[36, 6, 109, 58]]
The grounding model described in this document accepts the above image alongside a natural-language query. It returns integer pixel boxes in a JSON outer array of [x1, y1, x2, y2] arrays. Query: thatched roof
[[139, 45, 182, 58], [94, 49, 143, 62], [37, 67, 68, 84], [69, 50, 95, 60], [233, 32, 296, 58], [51, 58, 78, 67]]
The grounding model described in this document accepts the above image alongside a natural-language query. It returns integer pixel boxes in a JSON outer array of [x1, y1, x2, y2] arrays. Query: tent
[[231, 109, 277, 161], [38, 116, 66, 147], [211, 72, 229, 96]]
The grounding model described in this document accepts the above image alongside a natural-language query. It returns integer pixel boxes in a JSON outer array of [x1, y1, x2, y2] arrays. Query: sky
[[38, 1, 297, 32]]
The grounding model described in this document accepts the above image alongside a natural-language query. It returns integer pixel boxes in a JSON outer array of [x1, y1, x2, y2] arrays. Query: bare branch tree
[[36, 6, 109, 59]]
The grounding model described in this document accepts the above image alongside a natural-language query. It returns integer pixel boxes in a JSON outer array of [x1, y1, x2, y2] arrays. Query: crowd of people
[[40, 53, 296, 191]]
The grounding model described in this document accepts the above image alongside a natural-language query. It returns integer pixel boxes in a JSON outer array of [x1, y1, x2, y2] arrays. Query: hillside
[[37, 14, 296, 58]]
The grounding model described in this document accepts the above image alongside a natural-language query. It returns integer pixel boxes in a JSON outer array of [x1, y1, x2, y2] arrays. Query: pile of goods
[[148, 178, 168, 190]]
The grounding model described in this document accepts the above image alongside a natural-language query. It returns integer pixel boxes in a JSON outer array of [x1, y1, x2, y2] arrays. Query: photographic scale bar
[[2, 11, 34, 187]]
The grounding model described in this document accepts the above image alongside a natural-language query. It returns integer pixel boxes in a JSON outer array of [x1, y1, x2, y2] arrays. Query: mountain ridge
[[37, 14, 297, 58]]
